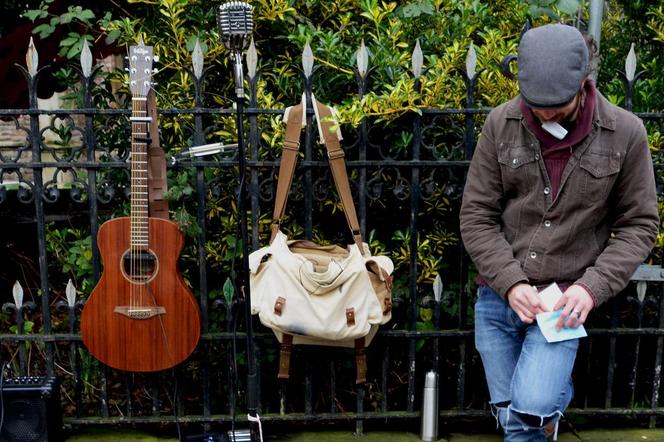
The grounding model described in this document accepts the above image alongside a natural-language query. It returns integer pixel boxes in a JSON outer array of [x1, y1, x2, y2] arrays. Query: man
[[459, 23, 659, 441]]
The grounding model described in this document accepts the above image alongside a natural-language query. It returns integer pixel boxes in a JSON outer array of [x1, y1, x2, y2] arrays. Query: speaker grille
[[4, 398, 45, 441], [1, 376, 61, 442]]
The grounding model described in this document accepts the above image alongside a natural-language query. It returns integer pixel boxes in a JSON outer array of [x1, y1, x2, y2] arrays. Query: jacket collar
[[504, 91, 617, 131]]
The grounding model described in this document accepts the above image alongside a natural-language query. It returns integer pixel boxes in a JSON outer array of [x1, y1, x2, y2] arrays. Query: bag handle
[[312, 99, 364, 253], [270, 97, 365, 253], [270, 102, 304, 241]]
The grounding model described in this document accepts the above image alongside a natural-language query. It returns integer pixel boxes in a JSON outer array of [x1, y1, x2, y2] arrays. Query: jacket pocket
[[579, 151, 620, 202], [498, 144, 538, 191]]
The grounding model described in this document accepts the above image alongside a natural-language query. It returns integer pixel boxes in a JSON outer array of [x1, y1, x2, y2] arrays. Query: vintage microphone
[[217, 3, 261, 442], [217, 2, 254, 98]]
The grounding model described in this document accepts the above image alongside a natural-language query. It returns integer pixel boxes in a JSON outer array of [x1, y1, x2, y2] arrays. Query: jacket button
[[535, 154, 540, 160], [530, 252, 537, 259], [512, 158, 518, 165], [544, 187, 551, 195], [544, 220, 551, 227]]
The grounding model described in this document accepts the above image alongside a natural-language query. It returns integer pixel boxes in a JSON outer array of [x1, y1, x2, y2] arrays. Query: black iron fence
[[1, 39, 664, 436]]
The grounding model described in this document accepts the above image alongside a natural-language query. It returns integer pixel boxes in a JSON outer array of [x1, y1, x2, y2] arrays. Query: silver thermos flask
[[420, 370, 439, 441]]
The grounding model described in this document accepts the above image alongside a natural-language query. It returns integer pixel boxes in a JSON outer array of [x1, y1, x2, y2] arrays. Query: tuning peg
[[124, 67, 130, 72], [153, 55, 159, 63], [153, 68, 159, 74]]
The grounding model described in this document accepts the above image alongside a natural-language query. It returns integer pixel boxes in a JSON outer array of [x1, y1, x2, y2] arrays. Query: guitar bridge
[[114, 306, 166, 319]]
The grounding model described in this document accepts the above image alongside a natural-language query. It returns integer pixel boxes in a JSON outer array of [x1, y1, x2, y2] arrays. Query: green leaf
[[105, 30, 121, 45], [557, 0, 580, 16], [223, 277, 235, 305], [33, 23, 55, 38], [23, 9, 46, 22]]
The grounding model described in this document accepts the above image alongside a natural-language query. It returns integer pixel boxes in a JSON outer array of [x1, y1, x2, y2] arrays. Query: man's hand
[[553, 284, 594, 330], [507, 283, 546, 323]]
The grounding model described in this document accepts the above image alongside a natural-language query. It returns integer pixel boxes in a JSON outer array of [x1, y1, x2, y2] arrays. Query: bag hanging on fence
[[249, 95, 394, 384]]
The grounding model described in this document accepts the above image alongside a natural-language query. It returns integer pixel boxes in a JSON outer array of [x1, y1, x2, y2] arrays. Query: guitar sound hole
[[122, 251, 157, 283]]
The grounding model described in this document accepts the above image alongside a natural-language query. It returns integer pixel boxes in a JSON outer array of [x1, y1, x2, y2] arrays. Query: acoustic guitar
[[80, 42, 201, 372]]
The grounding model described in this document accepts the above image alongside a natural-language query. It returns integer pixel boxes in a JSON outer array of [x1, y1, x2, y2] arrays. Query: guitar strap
[[146, 89, 169, 219]]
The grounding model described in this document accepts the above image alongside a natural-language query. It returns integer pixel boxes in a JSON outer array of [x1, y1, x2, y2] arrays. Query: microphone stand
[[230, 44, 260, 442]]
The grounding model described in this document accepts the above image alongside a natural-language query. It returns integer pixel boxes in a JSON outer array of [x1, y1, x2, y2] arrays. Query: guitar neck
[[130, 97, 150, 251]]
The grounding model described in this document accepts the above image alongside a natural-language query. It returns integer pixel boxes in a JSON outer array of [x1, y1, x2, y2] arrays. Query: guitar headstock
[[128, 41, 156, 98]]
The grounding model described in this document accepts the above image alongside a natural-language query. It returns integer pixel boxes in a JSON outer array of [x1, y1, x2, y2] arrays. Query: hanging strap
[[354, 337, 367, 384], [277, 333, 294, 380], [270, 102, 304, 242], [313, 99, 364, 253], [270, 96, 365, 253], [146, 89, 169, 219]]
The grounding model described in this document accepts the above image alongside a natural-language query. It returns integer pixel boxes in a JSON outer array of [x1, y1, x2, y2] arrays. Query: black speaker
[[0, 376, 62, 442]]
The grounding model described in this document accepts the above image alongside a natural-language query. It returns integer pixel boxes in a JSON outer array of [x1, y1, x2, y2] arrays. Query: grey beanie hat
[[518, 24, 589, 108]]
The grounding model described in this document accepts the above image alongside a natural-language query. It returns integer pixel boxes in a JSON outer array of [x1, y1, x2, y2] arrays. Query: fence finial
[[26, 37, 39, 77], [302, 41, 314, 79], [433, 274, 442, 303], [12, 281, 24, 307], [66, 279, 77, 307], [247, 37, 257, 80], [466, 42, 477, 80], [356, 40, 368, 78], [81, 39, 92, 78], [412, 39, 423, 79], [192, 38, 204, 80], [625, 43, 636, 83]]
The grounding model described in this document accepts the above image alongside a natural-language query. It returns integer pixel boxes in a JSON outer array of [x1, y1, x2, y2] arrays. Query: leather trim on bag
[[278, 334, 294, 380], [346, 307, 355, 326], [355, 338, 367, 384], [274, 296, 285, 316], [383, 297, 393, 315]]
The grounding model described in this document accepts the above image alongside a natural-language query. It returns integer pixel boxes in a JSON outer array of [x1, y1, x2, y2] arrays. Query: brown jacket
[[459, 92, 659, 306]]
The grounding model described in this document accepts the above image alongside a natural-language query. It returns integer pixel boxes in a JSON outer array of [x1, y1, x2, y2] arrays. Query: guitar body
[[81, 217, 201, 372]]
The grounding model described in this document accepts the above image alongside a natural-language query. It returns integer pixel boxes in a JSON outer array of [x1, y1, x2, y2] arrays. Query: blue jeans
[[474, 286, 579, 441]]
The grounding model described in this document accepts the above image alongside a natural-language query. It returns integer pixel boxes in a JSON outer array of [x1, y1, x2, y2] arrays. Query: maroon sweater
[[519, 81, 597, 198]]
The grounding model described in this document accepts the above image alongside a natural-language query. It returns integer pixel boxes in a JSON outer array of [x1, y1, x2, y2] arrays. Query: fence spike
[[81, 39, 92, 78], [356, 39, 368, 78], [625, 43, 636, 82], [433, 274, 443, 303], [466, 42, 477, 80], [66, 279, 77, 307], [247, 37, 257, 79], [12, 281, 24, 307], [192, 38, 204, 80], [302, 41, 313, 79], [412, 39, 423, 79], [25, 37, 39, 77], [636, 280, 647, 303]]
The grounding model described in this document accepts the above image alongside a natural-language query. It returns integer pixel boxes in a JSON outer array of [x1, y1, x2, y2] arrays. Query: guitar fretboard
[[130, 98, 149, 250]]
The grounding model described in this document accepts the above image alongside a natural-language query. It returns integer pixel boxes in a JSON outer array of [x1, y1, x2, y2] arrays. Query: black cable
[[0, 363, 6, 437], [173, 368, 182, 442]]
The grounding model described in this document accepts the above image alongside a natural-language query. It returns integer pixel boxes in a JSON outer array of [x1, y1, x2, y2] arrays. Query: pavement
[[64, 428, 664, 441]]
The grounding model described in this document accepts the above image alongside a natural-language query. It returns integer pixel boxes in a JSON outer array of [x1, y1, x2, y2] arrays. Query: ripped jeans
[[474, 286, 579, 442]]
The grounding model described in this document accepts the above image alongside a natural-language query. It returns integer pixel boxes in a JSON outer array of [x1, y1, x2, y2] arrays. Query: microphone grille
[[217, 1, 254, 39]]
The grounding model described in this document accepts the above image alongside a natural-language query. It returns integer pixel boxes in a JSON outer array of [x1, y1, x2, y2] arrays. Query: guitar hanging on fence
[[80, 41, 201, 372]]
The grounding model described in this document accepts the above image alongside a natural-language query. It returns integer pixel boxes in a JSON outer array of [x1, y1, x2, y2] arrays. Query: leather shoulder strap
[[313, 100, 364, 252], [270, 103, 304, 241], [146, 89, 169, 219]]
